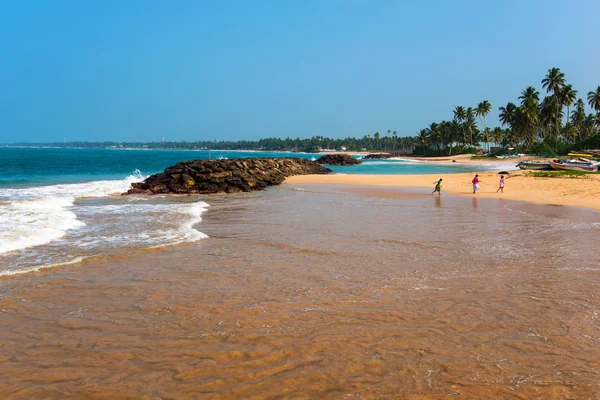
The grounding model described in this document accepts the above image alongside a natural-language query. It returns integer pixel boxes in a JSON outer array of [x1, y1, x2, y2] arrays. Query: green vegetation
[[527, 170, 598, 178], [417, 67, 600, 156], [9, 67, 600, 155], [9, 136, 419, 153]]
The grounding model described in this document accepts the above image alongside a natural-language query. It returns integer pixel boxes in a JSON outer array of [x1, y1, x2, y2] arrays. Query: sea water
[[0, 147, 515, 275], [1, 183, 599, 398]]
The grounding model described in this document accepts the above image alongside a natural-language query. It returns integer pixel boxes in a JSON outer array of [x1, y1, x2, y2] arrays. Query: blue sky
[[1, 0, 599, 143]]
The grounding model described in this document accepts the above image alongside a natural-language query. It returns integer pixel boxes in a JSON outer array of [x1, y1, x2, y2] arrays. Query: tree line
[[11, 67, 600, 156], [417, 67, 600, 156]]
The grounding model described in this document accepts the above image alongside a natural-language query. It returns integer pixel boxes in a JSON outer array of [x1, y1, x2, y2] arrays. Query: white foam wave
[[0, 170, 146, 201], [0, 196, 86, 254], [0, 256, 89, 278], [0, 171, 147, 255], [65, 200, 210, 249], [0, 199, 210, 276]]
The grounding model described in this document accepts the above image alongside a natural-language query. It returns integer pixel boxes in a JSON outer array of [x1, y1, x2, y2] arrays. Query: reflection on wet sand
[[1, 186, 599, 399]]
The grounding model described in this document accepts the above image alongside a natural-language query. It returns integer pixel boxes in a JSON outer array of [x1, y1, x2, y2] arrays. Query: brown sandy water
[[1, 185, 600, 399]]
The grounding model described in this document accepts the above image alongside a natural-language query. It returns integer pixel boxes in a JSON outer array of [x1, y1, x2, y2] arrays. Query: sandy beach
[[2, 149, 600, 398], [2, 182, 600, 398], [286, 169, 600, 211]]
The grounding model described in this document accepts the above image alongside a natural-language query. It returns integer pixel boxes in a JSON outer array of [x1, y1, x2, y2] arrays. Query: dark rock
[[498, 171, 509, 175], [363, 153, 394, 159], [123, 158, 332, 195], [316, 154, 361, 166]]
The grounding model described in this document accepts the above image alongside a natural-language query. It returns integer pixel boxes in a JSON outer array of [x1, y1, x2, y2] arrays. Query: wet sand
[[1, 187, 600, 398], [286, 171, 600, 211]]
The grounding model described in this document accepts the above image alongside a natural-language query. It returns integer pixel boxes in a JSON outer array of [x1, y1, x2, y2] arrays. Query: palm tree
[[541, 67, 566, 140], [560, 84, 578, 135], [582, 114, 598, 139], [417, 129, 429, 152], [499, 102, 522, 146], [453, 106, 467, 144], [498, 102, 517, 127], [588, 86, 600, 116], [465, 107, 476, 146], [491, 127, 506, 148], [386, 129, 391, 150], [518, 86, 540, 142], [374, 132, 380, 149], [392, 130, 398, 150], [571, 99, 586, 139], [476, 100, 492, 152], [519, 86, 540, 106], [439, 122, 453, 155]]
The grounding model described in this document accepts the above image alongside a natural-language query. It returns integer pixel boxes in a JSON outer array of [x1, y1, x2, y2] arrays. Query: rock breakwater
[[124, 158, 332, 195], [316, 154, 361, 165]]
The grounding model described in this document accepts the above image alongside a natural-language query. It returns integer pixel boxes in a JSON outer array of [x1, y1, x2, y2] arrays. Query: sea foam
[[0, 171, 210, 275], [0, 171, 145, 255], [0, 196, 85, 254]]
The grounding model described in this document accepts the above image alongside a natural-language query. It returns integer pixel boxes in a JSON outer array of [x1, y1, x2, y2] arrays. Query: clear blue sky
[[1, 0, 599, 143]]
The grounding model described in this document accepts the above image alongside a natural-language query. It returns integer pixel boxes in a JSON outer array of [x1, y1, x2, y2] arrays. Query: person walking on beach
[[496, 175, 505, 193], [432, 178, 442, 195], [472, 174, 481, 194]]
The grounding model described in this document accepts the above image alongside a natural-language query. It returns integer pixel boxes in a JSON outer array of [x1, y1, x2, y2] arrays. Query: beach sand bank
[[1, 183, 600, 398], [286, 171, 600, 211]]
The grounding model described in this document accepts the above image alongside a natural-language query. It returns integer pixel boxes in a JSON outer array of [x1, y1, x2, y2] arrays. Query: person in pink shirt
[[472, 174, 480, 194], [496, 175, 505, 193]]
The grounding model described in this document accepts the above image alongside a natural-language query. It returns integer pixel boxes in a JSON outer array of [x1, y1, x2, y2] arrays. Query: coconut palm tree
[[491, 127, 506, 149], [571, 99, 586, 139], [588, 86, 600, 116], [426, 123, 442, 153], [417, 129, 429, 151], [540, 96, 564, 140], [392, 130, 398, 150], [386, 129, 391, 150], [476, 100, 492, 152], [465, 107, 476, 146], [519, 86, 540, 106], [518, 87, 540, 142], [560, 84, 578, 135], [541, 67, 566, 140], [499, 103, 517, 127], [499, 102, 526, 146], [453, 106, 467, 144], [582, 114, 598, 139]]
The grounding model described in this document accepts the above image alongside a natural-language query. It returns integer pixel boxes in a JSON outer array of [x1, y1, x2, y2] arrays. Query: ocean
[[2, 147, 599, 398], [0, 147, 512, 276]]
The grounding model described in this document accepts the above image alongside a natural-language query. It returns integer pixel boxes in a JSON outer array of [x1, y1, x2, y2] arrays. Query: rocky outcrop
[[123, 158, 332, 195], [363, 153, 394, 159], [316, 154, 361, 166]]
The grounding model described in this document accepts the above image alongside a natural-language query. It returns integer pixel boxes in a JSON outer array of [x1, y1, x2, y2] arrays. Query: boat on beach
[[516, 161, 552, 170], [550, 159, 598, 172]]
